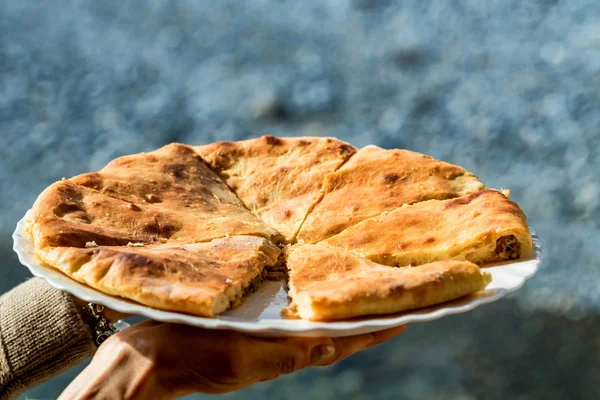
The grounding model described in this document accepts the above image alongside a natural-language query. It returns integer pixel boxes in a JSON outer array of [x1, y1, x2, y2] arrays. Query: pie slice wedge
[[297, 145, 485, 243], [70, 143, 252, 213], [27, 180, 183, 248], [36, 236, 281, 317], [285, 243, 491, 321], [27, 143, 281, 249], [196, 135, 356, 242], [325, 190, 534, 267]]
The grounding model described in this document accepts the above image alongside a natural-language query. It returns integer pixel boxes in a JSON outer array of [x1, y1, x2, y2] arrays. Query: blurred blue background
[[1, 0, 599, 399]]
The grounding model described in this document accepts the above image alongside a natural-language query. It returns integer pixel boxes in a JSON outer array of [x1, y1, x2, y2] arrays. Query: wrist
[[59, 335, 173, 400], [71, 296, 130, 346], [71, 296, 128, 323]]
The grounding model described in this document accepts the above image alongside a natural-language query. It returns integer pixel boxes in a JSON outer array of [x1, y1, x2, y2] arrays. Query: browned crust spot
[[263, 135, 283, 146], [383, 173, 400, 184], [338, 143, 355, 157], [444, 190, 490, 209], [163, 164, 188, 179]]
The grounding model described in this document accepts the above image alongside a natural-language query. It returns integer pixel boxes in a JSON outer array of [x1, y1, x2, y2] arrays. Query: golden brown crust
[[297, 146, 485, 243], [25, 137, 532, 321], [196, 135, 356, 242], [26, 143, 282, 317], [325, 190, 534, 267], [36, 236, 281, 317], [71, 143, 244, 211], [27, 143, 281, 249], [28, 181, 176, 248], [285, 243, 491, 321]]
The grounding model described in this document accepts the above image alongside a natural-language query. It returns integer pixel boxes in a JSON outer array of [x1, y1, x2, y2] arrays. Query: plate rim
[[12, 211, 543, 337]]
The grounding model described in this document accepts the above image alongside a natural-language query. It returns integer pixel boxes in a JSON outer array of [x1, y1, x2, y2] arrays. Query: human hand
[[58, 321, 406, 399]]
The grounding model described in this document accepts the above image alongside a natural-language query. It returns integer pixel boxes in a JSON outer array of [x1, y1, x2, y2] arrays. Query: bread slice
[[297, 146, 485, 243], [27, 143, 281, 249], [196, 135, 356, 242], [71, 143, 251, 213], [37, 236, 281, 317], [325, 190, 533, 267], [285, 243, 491, 321]]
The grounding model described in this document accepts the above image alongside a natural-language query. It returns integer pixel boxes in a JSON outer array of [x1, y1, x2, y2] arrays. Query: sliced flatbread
[[285, 243, 491, 321], [297, 146, 485, 243], [23, 136, 533, 322], [27, 144, 280, 249], [70, 143, 248, 212], [196, 135, 356, 242], [28, 181, 181, 248], [37, 236, 280, 317], [325, 190, 534, 267]]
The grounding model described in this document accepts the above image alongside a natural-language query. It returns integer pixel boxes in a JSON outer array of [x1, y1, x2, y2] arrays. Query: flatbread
[[25, 136, 531, 321], [325, 190, 534, 267], [27, 143, 281, 249], [297, 146, 485, 243], [285, 243, 491, 321], [196, 135, 356, 242], [37, 236, 280, 317]]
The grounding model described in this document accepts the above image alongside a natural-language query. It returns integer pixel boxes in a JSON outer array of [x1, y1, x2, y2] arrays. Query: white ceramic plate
[[13, 211, 542, 337]]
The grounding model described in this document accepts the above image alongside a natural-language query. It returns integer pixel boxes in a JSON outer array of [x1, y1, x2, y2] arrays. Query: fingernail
[[310, 344, 335, 365]]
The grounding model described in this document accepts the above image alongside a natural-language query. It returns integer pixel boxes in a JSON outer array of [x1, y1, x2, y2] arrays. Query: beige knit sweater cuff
[[0, 278, 97, 399]]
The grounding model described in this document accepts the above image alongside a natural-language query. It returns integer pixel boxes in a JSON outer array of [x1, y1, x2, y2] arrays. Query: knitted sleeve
[[0, 278, 96, 399]]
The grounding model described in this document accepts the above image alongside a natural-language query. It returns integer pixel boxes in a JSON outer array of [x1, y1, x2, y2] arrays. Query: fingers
[[243, 335, 328, 378], [320, 325, 407, 366], [309, 343, 337, 366], [256, 325, 407, 373]]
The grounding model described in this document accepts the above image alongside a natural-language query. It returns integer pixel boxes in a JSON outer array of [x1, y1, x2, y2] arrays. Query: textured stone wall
[[1, 1, 598, 399]]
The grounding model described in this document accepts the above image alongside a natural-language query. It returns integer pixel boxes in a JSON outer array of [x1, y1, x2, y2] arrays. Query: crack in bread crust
[[289, 144, 359, 243]]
